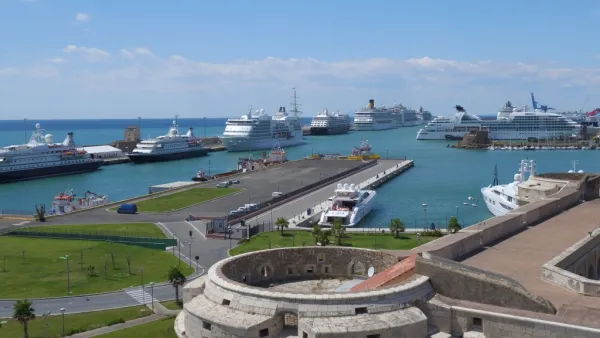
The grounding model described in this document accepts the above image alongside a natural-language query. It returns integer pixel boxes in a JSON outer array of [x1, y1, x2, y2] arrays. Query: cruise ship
[[319, 183, 376, 227], [309, 108, 351, 135], [417, 106, 434, 125], [0, 124, 102, 183], [416, 102, 580, 140], [127, 117, 208, 164], [220, 89, 305, 152], [354, 99, 421, 130]]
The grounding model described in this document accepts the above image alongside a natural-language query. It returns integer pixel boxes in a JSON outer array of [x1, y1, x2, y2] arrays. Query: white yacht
[[221, 89, 305, 152], [416, 103, 580, 140], [127, 116, 208, 164], [0, 123, 102, 183], [319, 183, 376, 227], [481, 160, 534, 216], [309, 108, 351, 135]]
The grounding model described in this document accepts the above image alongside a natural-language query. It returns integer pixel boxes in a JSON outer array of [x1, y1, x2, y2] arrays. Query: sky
[[1, 0, 600, 119]]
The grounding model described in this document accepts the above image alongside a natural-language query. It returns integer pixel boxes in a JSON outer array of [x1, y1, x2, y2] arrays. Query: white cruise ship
[[0, 124, 102, 183], [319, 183, 376, 227], [221, 89, 305, 152], [309, 108, 351, 135], [416, 103, 580, 140], [354, 99, 402, 131], [417, 106, 434, 125], [127, 116, 208, 164]]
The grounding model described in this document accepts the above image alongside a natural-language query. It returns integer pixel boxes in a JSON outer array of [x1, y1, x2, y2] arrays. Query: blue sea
[[1, 118, 598, 229]]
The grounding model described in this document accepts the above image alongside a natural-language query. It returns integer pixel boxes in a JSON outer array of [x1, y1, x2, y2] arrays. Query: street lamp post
[[422, 203, 428, 229], [43, 311, 51, 338], [60, 308, 66, 338], [456, 205, 459, 224], [149, 282, 155, 311], [188, 242, 192, 268], [141, 268, 145, 306], [59, 254, 70, 294], [178, 241, 181, 268]]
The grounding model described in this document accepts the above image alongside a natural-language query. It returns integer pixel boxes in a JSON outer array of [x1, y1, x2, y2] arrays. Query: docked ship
[[392, 104, 420, 127], [354, 99, 402, 131], [127, 116, 208, 164], [319, 183, 376, 227], [416, 103, 580, 140], [417, 106, 434, 125], [220, 89, 305, 152], [50, 188, 109, 215], [346, 139, 380, 160], [309, 108, 351, 135], [481, 160, 534, 217], [0, 124, 102, 183]]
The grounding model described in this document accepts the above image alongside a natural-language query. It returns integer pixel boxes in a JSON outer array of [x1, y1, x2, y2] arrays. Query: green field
[[229, 230, 439, 255], [96, 316, 177, 338], [160, 300, 183, 310], [0, 305, 150, 338], [0, 237, 193, 298], [134, 188, 243, 212], [25, 223, 166, 238]]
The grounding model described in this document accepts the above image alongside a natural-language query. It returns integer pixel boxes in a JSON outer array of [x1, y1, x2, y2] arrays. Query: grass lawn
[[24, 223, 166, 238], [134, 188, 243, 212], [230, 230, 440, 255], [0, 305, 150, 338], [96, 316, 177, 338], [0, 237, 193, 298], [160, 300, 183, 310]]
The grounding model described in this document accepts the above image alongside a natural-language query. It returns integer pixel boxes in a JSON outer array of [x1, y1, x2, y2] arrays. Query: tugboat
[[50, 188, 109, 215], [347, 139, 381, 160], [267, 143, 287, 163], [191, 169, 211, 182]]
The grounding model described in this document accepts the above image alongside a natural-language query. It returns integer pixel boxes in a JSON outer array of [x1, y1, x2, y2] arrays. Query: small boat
[[50, 188, 109, 215], [268, 143, 287, 163], [191, 169, 211, 182], [347, 139, 381, 160]]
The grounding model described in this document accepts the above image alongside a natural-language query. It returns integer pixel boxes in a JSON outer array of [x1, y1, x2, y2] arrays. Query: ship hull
[[221, 137, 305, 152], [354, 122, 401, 131], [127, 149, 208, 164], [309, 125, 350, 135], [0, 161, 102, 184]]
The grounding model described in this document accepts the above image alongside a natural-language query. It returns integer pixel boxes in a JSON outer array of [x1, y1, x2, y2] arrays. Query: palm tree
[[331, 219, 345, 245], [275, 217, 289, 236], [167, 266, 187, 305], [13, 299, 35, 338], [390, 218, 405, 238]]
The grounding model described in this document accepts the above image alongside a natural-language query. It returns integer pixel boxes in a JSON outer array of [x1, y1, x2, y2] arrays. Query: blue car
[[117, 203, 138, 214]]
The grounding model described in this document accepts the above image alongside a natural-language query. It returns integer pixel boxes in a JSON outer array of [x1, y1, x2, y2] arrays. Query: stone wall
[[220, 247, 399, 286], [415, 253, 556, 314]]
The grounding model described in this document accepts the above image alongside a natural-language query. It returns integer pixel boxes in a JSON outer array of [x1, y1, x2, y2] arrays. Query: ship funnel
[[279, 106, 286, 113], [62, 132, 75, 147], [369, 99, 375, 109], [186, 127, 194, 137]]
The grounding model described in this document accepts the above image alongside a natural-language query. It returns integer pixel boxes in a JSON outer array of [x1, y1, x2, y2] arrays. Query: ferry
[[127, 116, 208, 164], [319, 183, 376, 227], [50, 188, 109, 215], [0, 124, 102, 183], [220, 89, 305, 152]]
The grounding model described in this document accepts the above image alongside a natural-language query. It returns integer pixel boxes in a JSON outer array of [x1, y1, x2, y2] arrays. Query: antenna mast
[[290, 88, 302, 117], [493, 164, 498, 186]]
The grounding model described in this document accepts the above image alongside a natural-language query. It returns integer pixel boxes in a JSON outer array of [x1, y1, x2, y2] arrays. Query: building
[[82, 145, 124, 160]]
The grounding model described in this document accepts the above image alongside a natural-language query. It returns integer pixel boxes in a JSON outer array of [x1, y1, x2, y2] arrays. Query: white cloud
[[0, 65, 59, 78], [120, 47, 155, 60], [62, 45, 110, 62], [76, 12, 90, 22], [47, 57, 67, 64]]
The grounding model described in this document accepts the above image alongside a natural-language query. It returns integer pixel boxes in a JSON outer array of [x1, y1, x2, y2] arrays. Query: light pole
[[188, 242, 192, 268], [270, 204, 273, 229], [60, 308, 66, 338], [178, 241, 181, 268], [24, 118, 28, 143], [59, 254, 70, 294], [456, 205, 459, 224], [43, 311, 51, 338], [422, 203, 428, 229], [149, 282, 155, 311], [141, 268, 145, 306]]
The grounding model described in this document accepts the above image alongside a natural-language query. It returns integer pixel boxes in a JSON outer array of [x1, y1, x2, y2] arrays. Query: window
[[472, 317, 483, 331], [355, 307, 368, 315], [317, 254, 325, 262], [259, 328, 269, 337], [222, 299, 230, 306], [324, 266, 329, 273], [306, 266, 314, 273], [202, 321, 211, 330], [287, 267, 294, 275]]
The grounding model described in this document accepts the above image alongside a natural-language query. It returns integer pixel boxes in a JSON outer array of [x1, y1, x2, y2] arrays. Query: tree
[[448, 216, 462, 233], [168, 266, 187, 305], [311, 225, 330, 246], [331, 219, 346, 245], [311, 225, 322, 245], [275, 217, 289, 236], [34, 204, 46, 222], [87, 265, 97, 277], [125, 255, 132, 275], [13, 299, 35, 338], [390, 218, 405, 238]]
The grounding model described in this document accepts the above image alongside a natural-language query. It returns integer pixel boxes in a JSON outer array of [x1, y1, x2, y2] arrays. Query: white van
[[217, 182, 230, 188], [272, 192, 283, 198], [244, 203, 258, 211]]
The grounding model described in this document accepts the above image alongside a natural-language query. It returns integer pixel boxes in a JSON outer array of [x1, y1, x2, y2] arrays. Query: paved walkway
[[461, 199, 600, 329], [70, 314, 165, 337]]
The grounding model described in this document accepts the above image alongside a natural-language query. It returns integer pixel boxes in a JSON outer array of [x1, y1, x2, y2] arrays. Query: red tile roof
[[350, 254, 417, 292]]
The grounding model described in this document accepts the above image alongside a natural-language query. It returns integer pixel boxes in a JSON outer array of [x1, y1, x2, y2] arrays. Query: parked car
[[217, 182, 230, 188], [229, 210, 239, 215], [272, 192, 283, 198], [117, 203, 137, 214], [244, 203, 258, 211], [230, 179, 240, 184]]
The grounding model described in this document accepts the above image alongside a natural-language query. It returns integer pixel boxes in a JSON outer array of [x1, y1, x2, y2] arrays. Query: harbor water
[[1, 118, 599, 229]]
